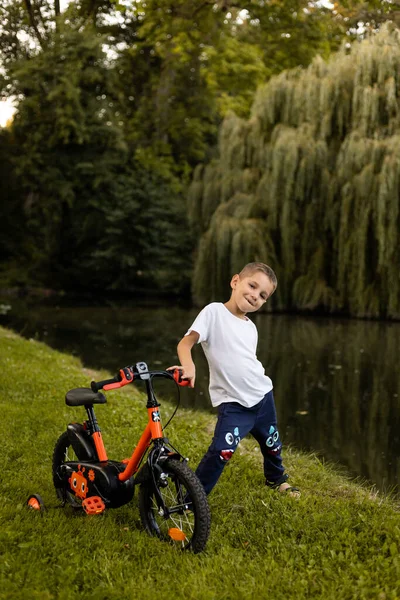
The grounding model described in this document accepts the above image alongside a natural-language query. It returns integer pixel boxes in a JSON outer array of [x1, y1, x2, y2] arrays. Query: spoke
[[64, 447, 78, 462], [149, 475, 195, 544], [169, 513, 194, 533]]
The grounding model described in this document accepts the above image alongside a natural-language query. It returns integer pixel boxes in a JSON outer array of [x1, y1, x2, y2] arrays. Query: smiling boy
[[170, 262, 300, 497]]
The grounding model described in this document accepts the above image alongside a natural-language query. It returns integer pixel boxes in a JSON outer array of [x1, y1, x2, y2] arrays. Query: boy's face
[[230, 271, 275, 314]]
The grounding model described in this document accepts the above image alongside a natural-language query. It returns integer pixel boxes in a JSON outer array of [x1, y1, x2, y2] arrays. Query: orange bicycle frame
[[118, 406, 163, 482], [89, 406, 163, 481]]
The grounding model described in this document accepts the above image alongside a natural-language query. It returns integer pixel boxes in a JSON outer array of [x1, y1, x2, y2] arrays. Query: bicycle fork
[[146, 445, 191, 518]]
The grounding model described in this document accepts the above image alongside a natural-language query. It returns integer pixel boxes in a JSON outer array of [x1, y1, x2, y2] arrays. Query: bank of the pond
[[0, 326, 399, 600]]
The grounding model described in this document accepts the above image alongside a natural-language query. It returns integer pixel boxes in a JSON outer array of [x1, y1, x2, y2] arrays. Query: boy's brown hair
[[239, 262, 277, 291]]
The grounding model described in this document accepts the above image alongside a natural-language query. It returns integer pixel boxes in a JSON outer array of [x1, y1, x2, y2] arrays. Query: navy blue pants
[[195, 391, 287, 495]]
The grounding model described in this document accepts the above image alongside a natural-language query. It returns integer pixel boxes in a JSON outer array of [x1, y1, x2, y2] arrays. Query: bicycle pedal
[[82, 496, 106, 515]]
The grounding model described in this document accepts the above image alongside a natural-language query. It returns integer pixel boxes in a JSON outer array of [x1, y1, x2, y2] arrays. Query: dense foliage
[[189, 24, 400, 319], [0, 0, 397, 300]]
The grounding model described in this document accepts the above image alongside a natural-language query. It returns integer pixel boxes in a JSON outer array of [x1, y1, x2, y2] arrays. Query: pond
[[1, 299, 399, 495]]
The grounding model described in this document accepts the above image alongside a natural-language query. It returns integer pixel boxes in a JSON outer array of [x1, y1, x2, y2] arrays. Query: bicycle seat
[[65, 388, 107, 407]]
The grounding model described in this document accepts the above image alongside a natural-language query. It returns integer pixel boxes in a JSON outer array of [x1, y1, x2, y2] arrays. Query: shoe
[[266, 479, 301, 497], [277, 485, 301, 497]]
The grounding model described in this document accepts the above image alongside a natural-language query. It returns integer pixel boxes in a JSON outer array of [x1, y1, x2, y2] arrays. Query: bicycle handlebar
[[91, 376, 119, 392], [90, 363, 190, 393]]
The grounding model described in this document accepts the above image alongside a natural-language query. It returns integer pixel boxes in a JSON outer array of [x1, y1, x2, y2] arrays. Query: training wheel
[[27, 494, 45, 512]]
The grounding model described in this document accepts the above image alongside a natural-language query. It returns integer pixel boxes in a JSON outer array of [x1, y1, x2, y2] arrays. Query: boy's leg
[[195, 402, 256, 495], [250, 390, 288, 486]]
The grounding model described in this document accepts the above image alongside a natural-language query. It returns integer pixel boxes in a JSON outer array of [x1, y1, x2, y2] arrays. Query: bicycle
[[36, 361, 211, 553]]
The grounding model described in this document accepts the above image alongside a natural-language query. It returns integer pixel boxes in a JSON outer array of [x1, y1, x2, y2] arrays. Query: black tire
[[52, 431, 82, 508], [139, 458, 211, 553]]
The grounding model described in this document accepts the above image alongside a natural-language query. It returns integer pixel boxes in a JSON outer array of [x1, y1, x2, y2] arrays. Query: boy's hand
[[167, 365, 196, 388]]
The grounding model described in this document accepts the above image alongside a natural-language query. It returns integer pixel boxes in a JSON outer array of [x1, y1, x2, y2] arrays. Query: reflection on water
[[253, 314, 400, 495], [2, 302, 399, 494]]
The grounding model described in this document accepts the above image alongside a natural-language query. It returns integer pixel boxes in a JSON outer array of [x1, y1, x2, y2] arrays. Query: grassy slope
[[0, 326, 399, 600]]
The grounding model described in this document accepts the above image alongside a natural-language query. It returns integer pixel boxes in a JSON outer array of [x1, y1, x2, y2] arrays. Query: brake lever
[[172, 368, 190, 387]]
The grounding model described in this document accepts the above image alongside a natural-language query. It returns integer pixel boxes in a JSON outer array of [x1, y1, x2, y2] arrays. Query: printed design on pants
[[234, 426, 240, 445], [266, 425, 281, 455], [225, 428, 240, 447], [225, 432, 234, 445], [220, 449, 234, 461]]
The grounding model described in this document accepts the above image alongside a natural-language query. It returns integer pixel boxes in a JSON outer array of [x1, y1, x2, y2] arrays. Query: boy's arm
[[168, 330, 200, 388]]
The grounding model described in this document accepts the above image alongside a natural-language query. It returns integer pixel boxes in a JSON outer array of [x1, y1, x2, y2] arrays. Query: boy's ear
[[230, 274, 240, 289]]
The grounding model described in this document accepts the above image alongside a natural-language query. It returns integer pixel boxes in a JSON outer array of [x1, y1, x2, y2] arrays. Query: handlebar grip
[[173, 368, 190, 387], [91, 377, 118, 392], [91, 367, 135, 392]]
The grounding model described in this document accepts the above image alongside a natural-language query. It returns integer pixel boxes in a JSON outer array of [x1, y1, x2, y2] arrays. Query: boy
[[170, 262, 300, 497]]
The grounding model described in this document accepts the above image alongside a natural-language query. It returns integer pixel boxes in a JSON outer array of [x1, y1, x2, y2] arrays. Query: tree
[[88, 153, 192, 294], [4, 19, 191, 292], [0, 128, 26, 285], [0, 0, 397, 297], [188, 24, 400, 319]]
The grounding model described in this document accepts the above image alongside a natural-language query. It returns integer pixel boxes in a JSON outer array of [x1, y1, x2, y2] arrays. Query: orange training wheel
[[27, 494, 45, 512]]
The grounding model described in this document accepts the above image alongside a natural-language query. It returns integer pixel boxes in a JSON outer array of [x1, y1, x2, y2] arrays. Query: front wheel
[[139, 458, 211, 553]]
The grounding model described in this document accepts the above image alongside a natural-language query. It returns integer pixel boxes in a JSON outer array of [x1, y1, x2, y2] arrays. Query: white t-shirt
[[186, 302, 273, 408]]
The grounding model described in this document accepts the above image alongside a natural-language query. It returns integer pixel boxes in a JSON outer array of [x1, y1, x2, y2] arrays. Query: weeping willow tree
[[188, 24, 400, 319]]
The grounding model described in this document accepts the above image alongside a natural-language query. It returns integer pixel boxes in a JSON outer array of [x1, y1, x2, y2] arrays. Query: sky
[[0, 99, 15, 127]]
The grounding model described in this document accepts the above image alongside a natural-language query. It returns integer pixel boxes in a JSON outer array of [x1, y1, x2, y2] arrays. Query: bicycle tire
[[52, 431, 83, 508], [138, 458, 211, 553]]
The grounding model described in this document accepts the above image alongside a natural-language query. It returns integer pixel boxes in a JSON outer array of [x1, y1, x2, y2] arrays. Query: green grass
[[0, 325, 399, 600]]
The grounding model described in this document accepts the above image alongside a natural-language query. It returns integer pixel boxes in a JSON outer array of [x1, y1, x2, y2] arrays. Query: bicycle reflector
[[168, 527, 187, 542]]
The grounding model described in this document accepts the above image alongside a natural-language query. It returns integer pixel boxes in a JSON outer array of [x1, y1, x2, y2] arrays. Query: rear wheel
[[139, 458, 211, 553], [52, 431, 82, 508]]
